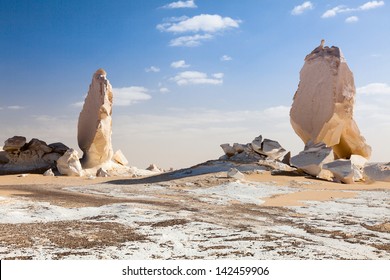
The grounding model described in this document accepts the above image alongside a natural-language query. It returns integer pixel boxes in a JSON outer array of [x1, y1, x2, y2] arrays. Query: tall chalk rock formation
[[78, 69, 114, 168], [290, 42, 371, 159]]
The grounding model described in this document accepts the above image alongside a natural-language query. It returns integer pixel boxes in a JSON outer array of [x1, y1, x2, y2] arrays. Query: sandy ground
[[0, 164, 389, 260]]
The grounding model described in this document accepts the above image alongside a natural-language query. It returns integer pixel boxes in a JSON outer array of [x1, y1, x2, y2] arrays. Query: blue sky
[[1, 0, 390, 168]]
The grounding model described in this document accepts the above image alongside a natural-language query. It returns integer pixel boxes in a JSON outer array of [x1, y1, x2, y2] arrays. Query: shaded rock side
[[290, 42, 371, 159], [78, 68, 114, 168]]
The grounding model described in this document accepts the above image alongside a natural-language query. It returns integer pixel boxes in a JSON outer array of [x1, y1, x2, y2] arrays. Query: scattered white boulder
[[146, 164, 164, 173], [220, 134, 289, 164], [258, 138, 287, 160], [113, 150, 128, 166], [56, 149, 83, 176], [364, 163, 390, 182], [290, 41, 371, 160], [78, 68, 114, 169], [290, 141, 334, 177], [43, 169, 55, 176], [250, 135, 263, 154], [220, 144, 236, 157], [227, 168, 245, 180], [96, 167, 109, 177], [233, 143, 245, 153], [323, 160, 356, 184]]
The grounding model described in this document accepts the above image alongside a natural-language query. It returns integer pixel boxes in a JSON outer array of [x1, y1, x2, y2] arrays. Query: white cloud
[[160, 87, 170, 93], [145, 66, 160, 73], [220, 55, 232, 61], [113, 87, 152, 106], [169, 34, 213, 47], [171, 60, 190, 68], [357, 83, 390, 95], [291, 1, 314, 15], [345, 16, 359, 23], [162, 0, 197, 9], [212, 73, 224, 79], [359, 1, 385, 10], [171, 71, 223, 86], [7, 105, 24, 110], [322, 6, 350, 18], [322, 1, 385, 18], [157, 14, 241, 33]]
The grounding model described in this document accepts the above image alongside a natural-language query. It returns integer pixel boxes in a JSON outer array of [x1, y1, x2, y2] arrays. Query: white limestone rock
[[78, 68, 114, 169], [290, 42, 371, 160], [56, 149, 83, 176], [43, 169, 55, 176], [96, 167, 109, 177], [233, 143, 245, 153], [364, 163, 390, 182], [290, 141, 334, 177], [220, 143, 236, 157], [227, 168, 245, 180], [260, 138, 286, 160], [323, 160, 355, 184], [146, 164, 163, 173], [251, 135, 263, 154], [113, 149, 128, 166]]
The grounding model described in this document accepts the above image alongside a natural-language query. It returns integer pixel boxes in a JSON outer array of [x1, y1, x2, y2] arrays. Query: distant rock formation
[[220, 135, 288, 163], [78, 68, 114, 168], [290, 42, 371, 160], [0, 136, 68, 175]]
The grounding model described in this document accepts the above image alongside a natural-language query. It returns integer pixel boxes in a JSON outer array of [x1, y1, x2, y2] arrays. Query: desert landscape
[[1, 1, 390, 261], [1, 162, 390, 260]]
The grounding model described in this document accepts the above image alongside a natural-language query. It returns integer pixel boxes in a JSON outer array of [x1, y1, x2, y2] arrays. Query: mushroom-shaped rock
[[290, 42, 371, 160], [78, 68, 114, 168]]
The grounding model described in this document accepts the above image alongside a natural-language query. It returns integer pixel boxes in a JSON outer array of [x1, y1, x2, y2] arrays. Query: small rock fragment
[[227, 168, 245, 180]]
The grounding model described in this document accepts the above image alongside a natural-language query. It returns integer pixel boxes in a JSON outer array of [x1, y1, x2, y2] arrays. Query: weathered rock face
[[290, 42, 371, 160], [0, 136, 69, 175], [78, 68, 114, 168]]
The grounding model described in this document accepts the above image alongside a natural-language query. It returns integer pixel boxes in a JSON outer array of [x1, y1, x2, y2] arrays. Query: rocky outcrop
[[0, 136, 69, 175], [290, 41, 371, 160], [220, 135, 288, 163], [78, 68, 114, 169]]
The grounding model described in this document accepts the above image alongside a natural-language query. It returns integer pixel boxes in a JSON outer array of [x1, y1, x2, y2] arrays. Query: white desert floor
[[0, 162, 389, 260]]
